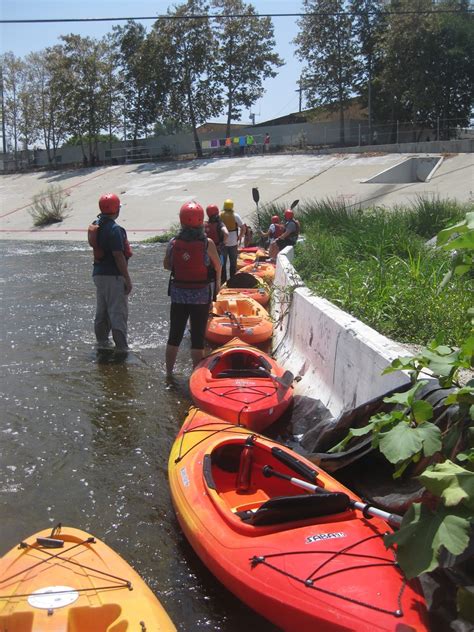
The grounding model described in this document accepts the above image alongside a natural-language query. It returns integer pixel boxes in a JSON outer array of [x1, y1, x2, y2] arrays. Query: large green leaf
[[443, 231, 474, 251], [412, 399, 433, 423], [383, 381, 428, 407], [378, 421, 441, 463], [418, 461, 474, 508], [385, 503, 472, 578]]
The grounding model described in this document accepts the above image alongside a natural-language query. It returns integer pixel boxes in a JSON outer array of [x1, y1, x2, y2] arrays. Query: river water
[[0, 241, 279, 631]]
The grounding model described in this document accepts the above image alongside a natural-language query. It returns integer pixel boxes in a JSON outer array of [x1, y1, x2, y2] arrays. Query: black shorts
[[167, 302, 210, 349], [276, 238, 296, 251]]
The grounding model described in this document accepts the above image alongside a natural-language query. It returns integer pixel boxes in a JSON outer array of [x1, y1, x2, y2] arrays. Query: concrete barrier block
[[272, 250, 411, 418]]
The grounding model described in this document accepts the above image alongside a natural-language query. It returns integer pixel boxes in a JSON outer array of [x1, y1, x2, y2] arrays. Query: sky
[[0, 0, 305, 124]]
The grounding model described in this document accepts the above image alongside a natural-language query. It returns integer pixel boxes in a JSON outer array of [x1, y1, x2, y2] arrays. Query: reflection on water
[[0, 241, 278, 631]]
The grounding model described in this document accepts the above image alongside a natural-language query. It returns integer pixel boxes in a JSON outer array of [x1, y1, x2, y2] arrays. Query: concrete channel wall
[[271, 247, 412, 420]]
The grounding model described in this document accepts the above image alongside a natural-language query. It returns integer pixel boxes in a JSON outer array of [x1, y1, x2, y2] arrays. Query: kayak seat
[[236, 493, 350, 526], [216, 369, 269, 378]]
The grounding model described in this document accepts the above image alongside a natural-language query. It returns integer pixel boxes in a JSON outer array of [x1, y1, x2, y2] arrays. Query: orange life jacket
[[172, 237, 209, 289], [273, 223, 285, 238], [87, 220, 132, 262]]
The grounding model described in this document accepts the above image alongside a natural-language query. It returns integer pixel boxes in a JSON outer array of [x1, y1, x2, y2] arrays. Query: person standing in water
[[88, 193, 132, 350], [164, 201, 221, 376], [219, 198, 245, 281]]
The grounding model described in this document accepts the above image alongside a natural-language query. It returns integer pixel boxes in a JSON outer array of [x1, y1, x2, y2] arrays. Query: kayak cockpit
[[204, 438, 353, 533], [207, 348, 273, 380]]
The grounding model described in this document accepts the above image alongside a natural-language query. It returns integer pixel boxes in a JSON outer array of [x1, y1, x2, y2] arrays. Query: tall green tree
[[349, 0, 385, 137], [58, 34, 112, 165], [151, 0, 221, 157], [1, 52, 23, 160], [113, 21, 166, 144], [294, 0, 360, 145], [374, 0, 473, 137], [211, 0, 283, 138]]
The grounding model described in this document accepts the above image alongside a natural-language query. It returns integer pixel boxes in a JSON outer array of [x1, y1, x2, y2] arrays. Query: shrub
[[29, 185, 69, 226]]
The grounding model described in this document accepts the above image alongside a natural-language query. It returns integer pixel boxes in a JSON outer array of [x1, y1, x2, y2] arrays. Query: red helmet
[[180, 201, 204, 227], [206, 204, 219, 218], [99, 193, 120, 215], [271, 215, 280, 224], [284, 209, 294, 221]]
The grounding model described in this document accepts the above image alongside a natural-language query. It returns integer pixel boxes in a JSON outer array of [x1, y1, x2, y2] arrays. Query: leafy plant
[[29, 184, 69, 226], [331, 209, 474, 584]]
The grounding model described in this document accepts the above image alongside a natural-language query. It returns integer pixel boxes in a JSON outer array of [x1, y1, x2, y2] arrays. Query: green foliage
[[65, 133, 120, 146], [329, 208, 474, 583], [384, 499, 472, 578], [293, 197, 473, 346], [28, 184, 69, 226], [212, 0, 283, 137]]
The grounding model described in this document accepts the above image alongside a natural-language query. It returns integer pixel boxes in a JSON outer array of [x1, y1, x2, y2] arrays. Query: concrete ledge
[[272, 247, 411, 419]]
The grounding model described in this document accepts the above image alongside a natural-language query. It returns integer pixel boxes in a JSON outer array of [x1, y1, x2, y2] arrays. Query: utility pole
[[0, 64, 6, 154], [295, 76, 304, 113]]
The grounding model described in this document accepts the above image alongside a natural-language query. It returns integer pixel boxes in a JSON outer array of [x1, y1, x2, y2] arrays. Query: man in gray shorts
[[88, 193, 133, 350]]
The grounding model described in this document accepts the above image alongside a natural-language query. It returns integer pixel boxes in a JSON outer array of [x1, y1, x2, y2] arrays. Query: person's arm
[[113, 251, 132, 294], [221, 224, 229, 245], [278, 221, 296, 241], [163, 241, 172, 271], [237, 219, 245, 244], [207, 239, 222, 293]]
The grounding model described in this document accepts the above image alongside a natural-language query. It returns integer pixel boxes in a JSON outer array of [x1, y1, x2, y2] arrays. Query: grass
[[249, 196, 472, 347], [143, 223, 180, 243], [28, 184, 69, 226]]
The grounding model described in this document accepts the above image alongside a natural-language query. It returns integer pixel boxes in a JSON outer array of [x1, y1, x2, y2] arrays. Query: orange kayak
[[189, 338, 294, 431], [169, 409, 428, 632], [236, 249, 268, 270], [239, 261, 276, 284], [0, 526, 176, 631], [206, 297, 273, 345], [218, 286, 270, 307]]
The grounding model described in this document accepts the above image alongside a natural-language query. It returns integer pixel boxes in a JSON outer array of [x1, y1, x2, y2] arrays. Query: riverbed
[[0, 240, 279, 631]]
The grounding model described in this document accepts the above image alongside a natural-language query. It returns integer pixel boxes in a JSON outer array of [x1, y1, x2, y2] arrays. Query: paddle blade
[[252, 187, 260, 204], [275, 370, 294, 389]]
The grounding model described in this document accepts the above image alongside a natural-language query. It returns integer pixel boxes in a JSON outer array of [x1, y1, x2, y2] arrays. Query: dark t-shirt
[[92, 217, 126, 276]]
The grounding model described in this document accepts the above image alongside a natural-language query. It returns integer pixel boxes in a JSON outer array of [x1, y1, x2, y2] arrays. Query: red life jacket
[[172, 238, 209, 289], [273, 223, 285, 238], [205, 219, 224, 247], [87, 220, 132, 262]]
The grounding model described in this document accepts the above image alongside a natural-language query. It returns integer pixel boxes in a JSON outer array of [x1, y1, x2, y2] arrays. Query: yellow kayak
[[0, 525, 176, 631]]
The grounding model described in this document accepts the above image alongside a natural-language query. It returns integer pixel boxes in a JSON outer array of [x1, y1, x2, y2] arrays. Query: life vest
[[171, 237, 209, 289], [220, 209, 237, 232], [284, 219, 300, 244], [205, 219, 224, 247], [87, 219, 133, 263], [273, 223, 285, 238]]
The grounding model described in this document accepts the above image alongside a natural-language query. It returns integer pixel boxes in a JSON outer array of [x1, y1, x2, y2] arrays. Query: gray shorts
[[93, 275, 128, 336]]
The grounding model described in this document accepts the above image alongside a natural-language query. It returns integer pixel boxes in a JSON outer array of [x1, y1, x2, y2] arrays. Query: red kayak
[[189, 338, 294, 431], [169, 409, 429, 632]]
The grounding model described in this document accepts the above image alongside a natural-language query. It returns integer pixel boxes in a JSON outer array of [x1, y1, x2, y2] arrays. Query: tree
[[113, 21, 166, 144], [57, 34, 112, 166], [349, 0, 385, 137], [294, 0, 360, 145], [1, 52, 23, 161], [374, 0, 474, 137], [211, 0, 283, 138], [151, 0, 222, 157]]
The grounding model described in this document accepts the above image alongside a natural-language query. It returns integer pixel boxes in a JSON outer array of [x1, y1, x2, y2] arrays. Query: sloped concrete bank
[[272, 247, 411, 420]]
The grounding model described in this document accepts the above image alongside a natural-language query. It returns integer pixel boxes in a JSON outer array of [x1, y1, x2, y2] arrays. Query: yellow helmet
[[223, 199, 234, 211]]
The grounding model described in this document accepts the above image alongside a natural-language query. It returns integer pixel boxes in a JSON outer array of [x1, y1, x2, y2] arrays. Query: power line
[[1, 10, 472, 25]]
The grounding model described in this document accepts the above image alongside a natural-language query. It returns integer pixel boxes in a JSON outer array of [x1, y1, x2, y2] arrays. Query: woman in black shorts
[[164, 201, 222, 376]]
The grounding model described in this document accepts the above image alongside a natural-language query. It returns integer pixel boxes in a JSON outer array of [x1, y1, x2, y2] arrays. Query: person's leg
[[221, 247, 228, 283], [105, 276, 129, 349], [228, 245, 238, 278], [166, 303, 190, 375], [93, 276, 112, 343], [189, 303, 210, 368]]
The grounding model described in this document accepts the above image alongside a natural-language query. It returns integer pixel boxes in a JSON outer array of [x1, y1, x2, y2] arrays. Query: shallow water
[[0, 241, 279, 631]]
